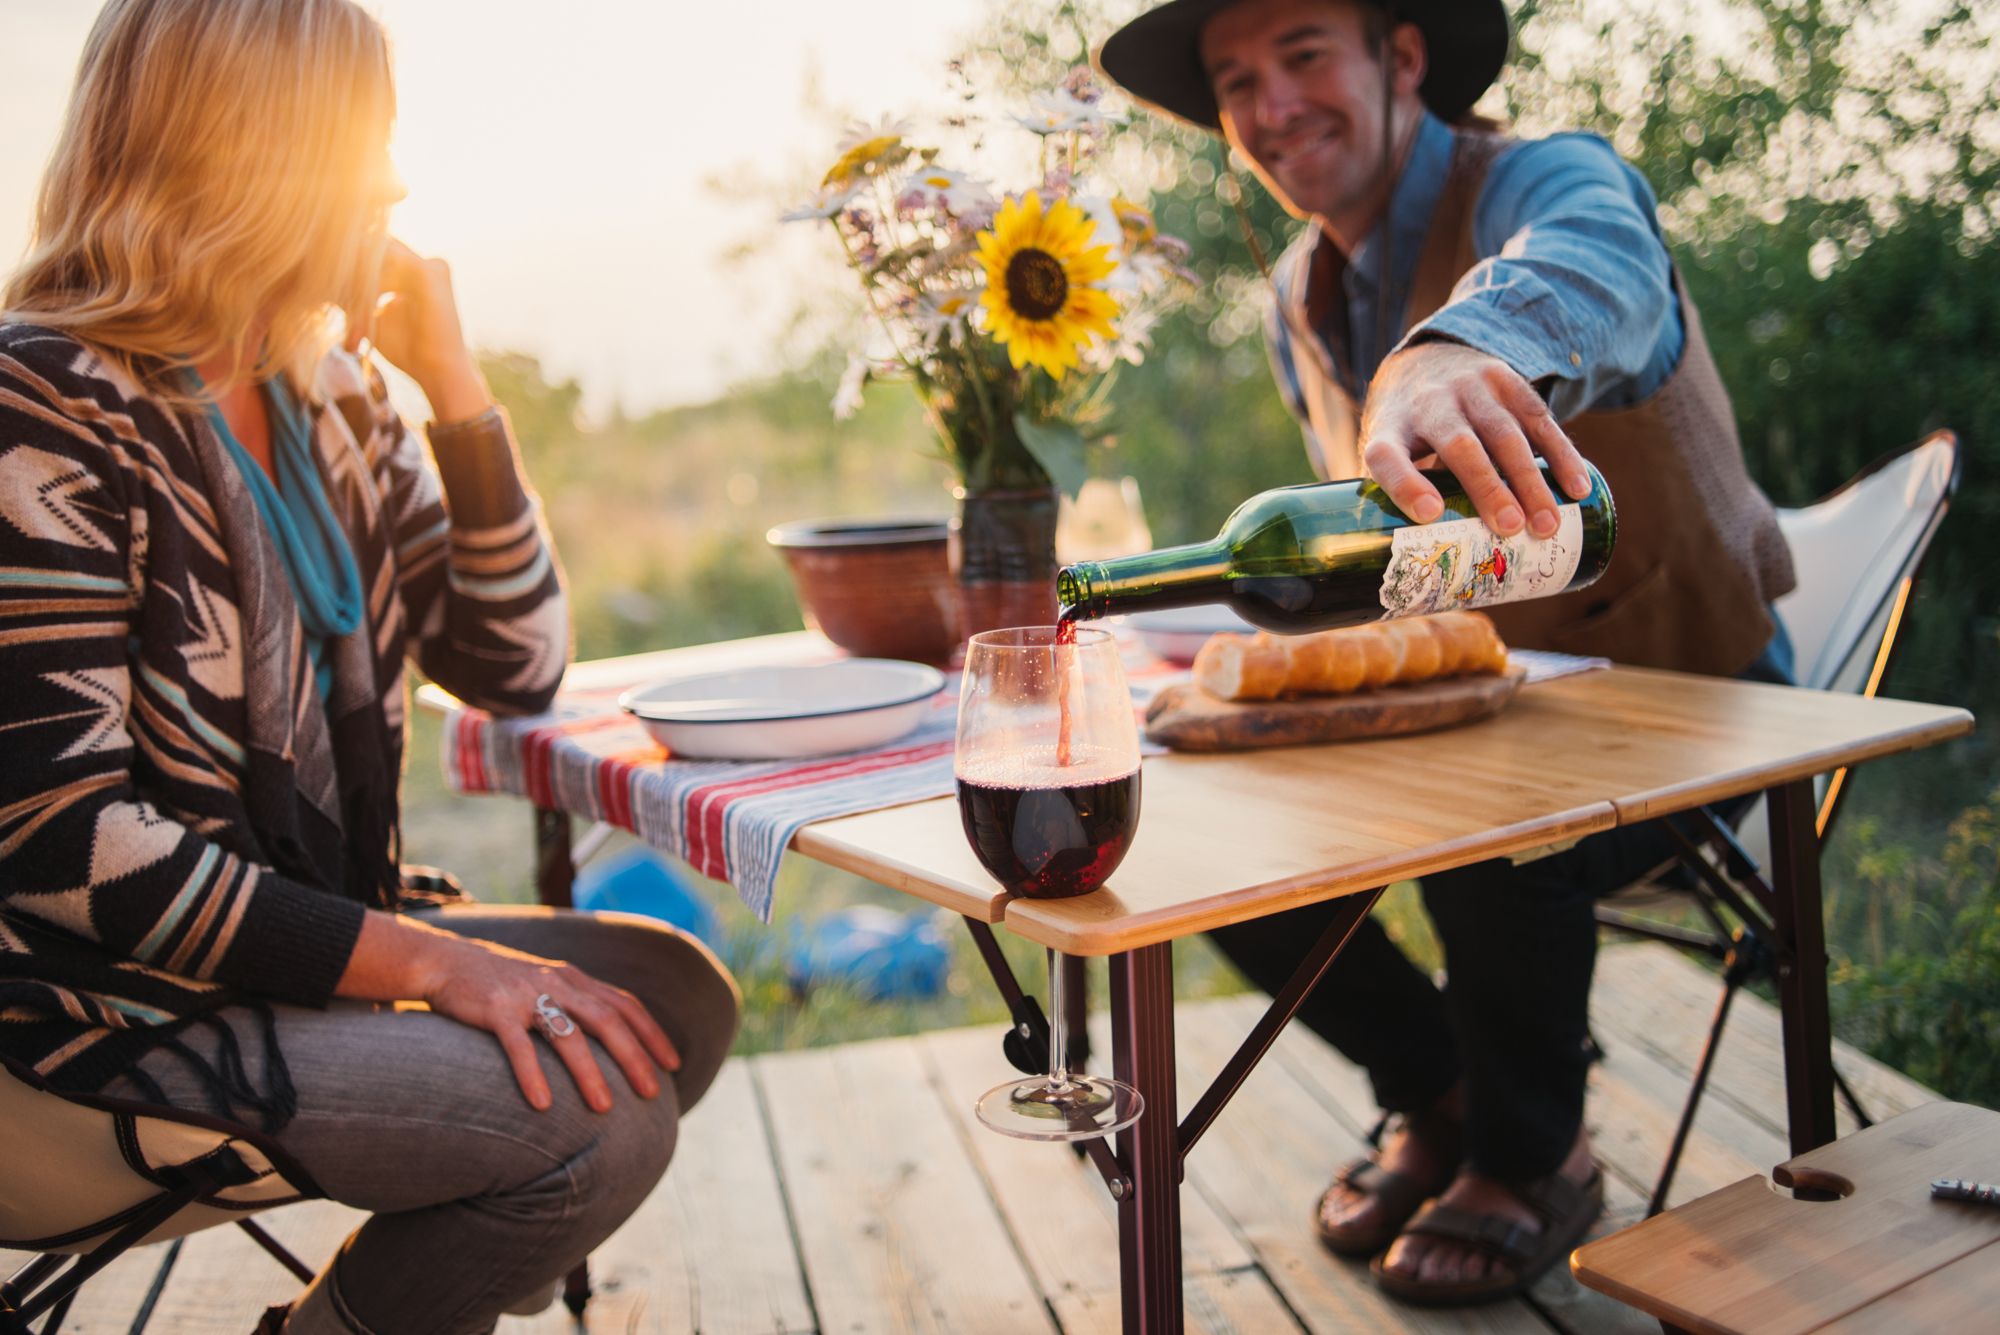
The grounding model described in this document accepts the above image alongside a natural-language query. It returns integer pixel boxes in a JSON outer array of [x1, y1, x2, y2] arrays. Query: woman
[[0, 2, 739, 1331]]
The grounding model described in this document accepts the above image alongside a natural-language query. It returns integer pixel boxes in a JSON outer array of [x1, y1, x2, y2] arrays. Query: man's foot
[[1314, 1086, 1463, 1255], [1377, 1123, 1597, 1288]]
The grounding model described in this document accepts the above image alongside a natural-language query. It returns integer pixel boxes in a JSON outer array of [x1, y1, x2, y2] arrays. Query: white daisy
[[1076, 195, 1144, 293], [912, 289, 980, 348], [822, 115, 916, 187], [780, 180, 862, 223], [836, 114, 914, 155], [1013, 90, 1121, 136], [900, 165, 997, 218]]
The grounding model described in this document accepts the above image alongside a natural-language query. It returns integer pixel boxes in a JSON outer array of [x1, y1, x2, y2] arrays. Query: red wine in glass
[[955, 768, 1141, 899], [1054, 605, 1085, 765], [957, 624, 1145, 1141]]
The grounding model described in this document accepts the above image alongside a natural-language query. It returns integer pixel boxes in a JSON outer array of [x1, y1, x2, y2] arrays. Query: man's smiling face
[[1200, 0, 1410, 229]]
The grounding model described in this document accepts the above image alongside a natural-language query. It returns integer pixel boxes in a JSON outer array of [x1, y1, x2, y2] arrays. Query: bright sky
[[0, 0, 994, 414]]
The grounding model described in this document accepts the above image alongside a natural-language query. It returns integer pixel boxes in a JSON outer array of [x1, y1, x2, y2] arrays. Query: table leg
[[535, 807, 575, 908], [1767, 778, 1838, 1155], [1110, 944, 1181, 1335], [532, 805, 591, 1312]]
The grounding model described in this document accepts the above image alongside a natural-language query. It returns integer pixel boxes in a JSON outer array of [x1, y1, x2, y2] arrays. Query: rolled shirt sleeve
[[1403, 132, 1683, 420]]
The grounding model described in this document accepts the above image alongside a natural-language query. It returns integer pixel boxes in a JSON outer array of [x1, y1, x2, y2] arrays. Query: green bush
[[1830, 787, 2000, 1104]]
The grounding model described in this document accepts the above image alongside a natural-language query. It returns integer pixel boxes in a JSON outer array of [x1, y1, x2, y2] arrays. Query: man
[[1097, 0, 1797, 1306]]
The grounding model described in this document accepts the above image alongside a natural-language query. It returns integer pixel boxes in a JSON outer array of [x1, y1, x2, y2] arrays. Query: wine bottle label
[[1379, 504, 1585, 617]]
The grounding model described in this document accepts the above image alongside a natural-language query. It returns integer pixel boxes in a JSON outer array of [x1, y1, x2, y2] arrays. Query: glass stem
[[1046, 947, 1071, 1091]]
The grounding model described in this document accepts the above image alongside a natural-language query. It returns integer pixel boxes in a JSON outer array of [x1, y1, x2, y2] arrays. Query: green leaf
[[1012, 412, 1088, 498]]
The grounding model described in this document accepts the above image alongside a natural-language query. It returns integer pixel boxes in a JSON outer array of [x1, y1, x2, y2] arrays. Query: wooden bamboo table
[[428, 640, 1973, 1335]]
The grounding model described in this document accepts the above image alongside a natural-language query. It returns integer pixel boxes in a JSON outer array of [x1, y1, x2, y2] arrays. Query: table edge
[[790, 818, 1008, 924], [1608, 708, 1976, 824], [1000, 801, 1620, 955]]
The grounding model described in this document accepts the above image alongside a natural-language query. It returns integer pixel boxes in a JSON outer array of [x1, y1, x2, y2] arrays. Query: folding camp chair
[[1596, 429, 1962, 1215], [0, 1052, 318, 1334]]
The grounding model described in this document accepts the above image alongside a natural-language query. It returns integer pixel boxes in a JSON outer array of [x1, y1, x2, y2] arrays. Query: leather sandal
[[1313, 1109, 1462, 1258], [1370, 1165, 1605, 1306]]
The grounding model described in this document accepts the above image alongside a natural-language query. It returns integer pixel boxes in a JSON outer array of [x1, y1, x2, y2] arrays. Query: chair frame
[[1597, 430, 1963, 1216], [0, 1055, 318, 1335]]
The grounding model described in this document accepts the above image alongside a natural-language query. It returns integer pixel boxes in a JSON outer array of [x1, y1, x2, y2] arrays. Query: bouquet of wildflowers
[[781, 71, 1191, 496]]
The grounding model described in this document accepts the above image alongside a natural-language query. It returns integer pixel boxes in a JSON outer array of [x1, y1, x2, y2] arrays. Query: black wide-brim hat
[[1096, 0, 1511, 130]]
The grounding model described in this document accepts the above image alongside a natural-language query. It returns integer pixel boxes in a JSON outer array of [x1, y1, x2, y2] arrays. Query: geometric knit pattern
[[0, 323, 567, 1094]]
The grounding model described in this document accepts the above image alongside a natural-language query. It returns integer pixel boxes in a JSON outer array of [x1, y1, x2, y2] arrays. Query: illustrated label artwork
[[1379, 504, 1584, 616]]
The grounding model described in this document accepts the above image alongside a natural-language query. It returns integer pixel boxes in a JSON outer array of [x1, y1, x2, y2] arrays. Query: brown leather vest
[[1282, 132, 1797, 676]]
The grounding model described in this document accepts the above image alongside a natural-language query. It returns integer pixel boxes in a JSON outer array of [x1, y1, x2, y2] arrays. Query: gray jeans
[[101, 906, 741, 1335]]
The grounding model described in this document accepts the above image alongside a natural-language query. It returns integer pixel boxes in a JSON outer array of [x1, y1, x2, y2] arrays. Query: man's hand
[[1359, 341, 1594, 538]]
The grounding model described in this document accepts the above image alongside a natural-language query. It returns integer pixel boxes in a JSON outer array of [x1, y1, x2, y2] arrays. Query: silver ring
[[533, 993, 576, 1040]]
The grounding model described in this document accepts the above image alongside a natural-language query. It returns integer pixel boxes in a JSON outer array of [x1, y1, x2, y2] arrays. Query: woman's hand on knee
[[420, 935, 682, 1114], [336, 909, 680, 1114]]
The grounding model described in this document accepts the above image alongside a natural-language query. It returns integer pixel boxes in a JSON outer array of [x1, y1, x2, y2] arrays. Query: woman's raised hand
[[346, 236, 494, 424]]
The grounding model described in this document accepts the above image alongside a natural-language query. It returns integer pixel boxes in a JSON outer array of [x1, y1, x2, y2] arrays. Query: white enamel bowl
[[618, 659, 945, 760], [1123, 604, 1257, 665]]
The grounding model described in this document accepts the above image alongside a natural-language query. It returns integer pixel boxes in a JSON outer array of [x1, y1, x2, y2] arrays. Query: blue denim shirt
[[1266, 111, 1685, 424]]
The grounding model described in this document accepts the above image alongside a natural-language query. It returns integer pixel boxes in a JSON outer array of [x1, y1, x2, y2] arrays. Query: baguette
[[1192, 611, 1507, 702]]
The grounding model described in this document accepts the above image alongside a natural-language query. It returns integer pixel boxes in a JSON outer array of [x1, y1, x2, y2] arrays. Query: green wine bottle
[[1057, 459, 1615, 633]]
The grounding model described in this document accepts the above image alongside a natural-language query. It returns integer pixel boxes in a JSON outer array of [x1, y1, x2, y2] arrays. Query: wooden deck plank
[[140, 1200, 362, 1332], [1053, 1267, 1308, 1334], [1523, 1172, 1659, 1335], [756, 1036, 1057, 1335], [919, 1024, 1253, 1305], [498, 1059, 815, 1333], [46, 942, 1945, 1335], [1244, 979, 1737, 1335], [1588, 940, 1938, 1138], [0, 1242, 172, 1334], [1175, 998, 1550, 1334], [1581, 1002, 1786, 1212]]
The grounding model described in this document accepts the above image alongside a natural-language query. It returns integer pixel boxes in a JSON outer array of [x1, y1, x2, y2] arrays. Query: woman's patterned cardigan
[[0, 323, 568, 1097]]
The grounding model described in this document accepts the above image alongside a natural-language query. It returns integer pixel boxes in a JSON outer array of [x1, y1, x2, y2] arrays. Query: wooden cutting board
[[1144, 665, 1525, 752]]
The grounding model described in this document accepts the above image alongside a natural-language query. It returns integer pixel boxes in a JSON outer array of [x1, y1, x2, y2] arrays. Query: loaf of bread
[[1192, 612, 1508, 702]]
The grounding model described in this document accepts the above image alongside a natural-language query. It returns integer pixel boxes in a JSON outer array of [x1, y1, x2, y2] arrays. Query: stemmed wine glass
[[955, 626, 1144, 1141]]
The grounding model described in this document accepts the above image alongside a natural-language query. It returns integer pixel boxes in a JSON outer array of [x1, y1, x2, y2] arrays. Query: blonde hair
[[2, 0, 395, 397]]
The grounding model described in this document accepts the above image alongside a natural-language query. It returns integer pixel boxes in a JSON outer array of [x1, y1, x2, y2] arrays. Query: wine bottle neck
[[1058, 540, 1235, 621]]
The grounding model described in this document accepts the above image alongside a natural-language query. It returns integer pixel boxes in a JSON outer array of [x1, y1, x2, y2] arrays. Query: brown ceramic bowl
[[766, 517, 959, 665]]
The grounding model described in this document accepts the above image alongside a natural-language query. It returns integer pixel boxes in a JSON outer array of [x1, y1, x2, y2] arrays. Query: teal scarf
[[195, 373, 363, 699]]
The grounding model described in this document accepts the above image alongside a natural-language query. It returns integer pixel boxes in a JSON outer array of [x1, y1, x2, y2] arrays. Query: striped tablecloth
[[439, 638, 1187, 920], [436, 635, 1605, 921]]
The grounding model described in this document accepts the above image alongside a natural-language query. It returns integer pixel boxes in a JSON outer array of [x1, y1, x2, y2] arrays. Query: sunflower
[[974, 192, 1120, 380]]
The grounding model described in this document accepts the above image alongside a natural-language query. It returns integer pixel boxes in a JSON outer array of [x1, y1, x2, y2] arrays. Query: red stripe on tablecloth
[[596, 756, 638, 831], [454, 711, 489, 792], [683, 737, 955, 878], [520, 723, 565, 810]]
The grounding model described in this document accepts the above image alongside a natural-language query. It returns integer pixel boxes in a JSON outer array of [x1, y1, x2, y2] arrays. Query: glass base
[[975, 1074, 1144, 1142]]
